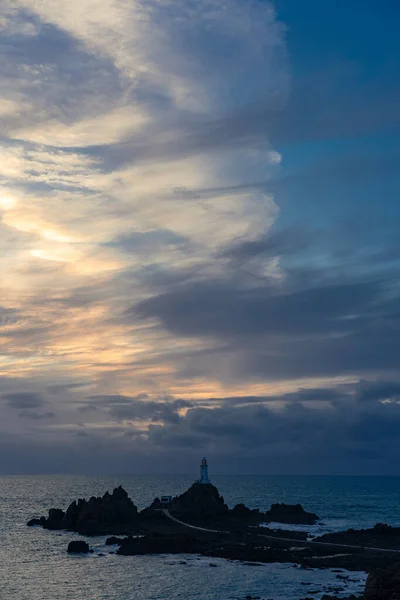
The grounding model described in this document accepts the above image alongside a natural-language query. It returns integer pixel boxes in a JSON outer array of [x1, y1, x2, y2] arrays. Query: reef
[[28, 485, 141, 535], [28, 481, 400, 573], [28, 481, 320, 536], [314, 523, 400, 550], [264, 503, 319, 525]]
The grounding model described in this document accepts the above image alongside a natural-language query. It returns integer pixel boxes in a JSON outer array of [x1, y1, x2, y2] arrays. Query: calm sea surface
[[1, 474, 400, 600]]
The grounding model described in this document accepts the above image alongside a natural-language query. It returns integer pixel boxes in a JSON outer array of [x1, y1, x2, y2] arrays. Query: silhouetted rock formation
[[231, 503, 260, 517], [117, 532, 201, 556], [67, 540, 90, 553], [264, 503, 319, 525], [169, 483, 229, 519], [27, 516, 46, 527], [105, 536, 125, 546], [29, 486, 140, 535], [314, 523, 400, 549]]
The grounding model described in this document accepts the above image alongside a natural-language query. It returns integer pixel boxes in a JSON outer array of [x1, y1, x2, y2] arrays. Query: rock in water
[[315, 523, 400, 549], [105, 536, 124, 546], [28, 485, 140, 534], [231, 503, 259, 517], [27, 517, 46, 527], [67, 540, 90, 553], [264, 503, 319, 525], [170, 482, 228, 519]]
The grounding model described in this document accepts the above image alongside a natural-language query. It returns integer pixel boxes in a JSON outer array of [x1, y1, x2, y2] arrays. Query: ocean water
[[1, 474, 400, 600]]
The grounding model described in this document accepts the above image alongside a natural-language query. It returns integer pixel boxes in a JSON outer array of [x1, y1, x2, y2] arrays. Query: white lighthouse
[[197, 456, 211, 484]]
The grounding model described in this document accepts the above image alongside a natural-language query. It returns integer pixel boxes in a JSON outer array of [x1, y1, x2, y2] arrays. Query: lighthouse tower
[[197, 457, 211, 484]]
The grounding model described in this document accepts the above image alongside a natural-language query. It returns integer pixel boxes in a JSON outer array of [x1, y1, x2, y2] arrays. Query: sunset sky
[[1, 0, 400, 474]]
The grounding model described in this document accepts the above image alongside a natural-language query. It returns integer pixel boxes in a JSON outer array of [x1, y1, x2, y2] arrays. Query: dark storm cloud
[[354, 380, 400, 404], [0, 379, 400, 475], [1, 392, 46, 409], [132, 267, 400, 380], [134, 279, 386, 338], [86, 394, 193, 424], [18, 411, 56, 420], [145, 379, 400, 473]]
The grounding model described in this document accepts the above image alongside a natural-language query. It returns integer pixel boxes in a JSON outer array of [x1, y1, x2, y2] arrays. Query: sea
[[1, 474, 400, 600]]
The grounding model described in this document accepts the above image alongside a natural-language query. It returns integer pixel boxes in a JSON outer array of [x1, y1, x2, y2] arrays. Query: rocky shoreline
[[27, 482, 400, 577]]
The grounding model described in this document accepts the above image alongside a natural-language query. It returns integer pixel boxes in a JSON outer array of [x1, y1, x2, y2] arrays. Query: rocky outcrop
[[363, 562, 400, 600], [106, 536, 125, 545], [314, 523, 400, 550], [117, 532, 201, 556], [67, 540, 90, 553], [169, 483, 229, 520], [28, 486, 140, 535], [231, 503, 260, 518], [27, 516, 46, 527], [264, 503, 319, 525]]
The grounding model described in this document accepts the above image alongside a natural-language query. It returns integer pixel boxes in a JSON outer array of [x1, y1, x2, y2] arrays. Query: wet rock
[[67, 540, 90, 553], [105, 536, 124, 545], [46, 508, 66, 529], [315, 523, 400, 550], [264, 503, 319, 525], [28, 486, 140, 535], [27, 517, 46, 527], [364, 562, 400, 600], [117, 532, 199, 556]]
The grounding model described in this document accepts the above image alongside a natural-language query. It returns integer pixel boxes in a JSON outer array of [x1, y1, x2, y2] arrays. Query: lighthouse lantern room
[[197, 456, 211, 484]]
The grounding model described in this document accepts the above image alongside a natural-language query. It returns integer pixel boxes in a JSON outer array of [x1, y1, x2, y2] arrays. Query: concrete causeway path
[[162, 509, 228, 533], [162, 509, 400, 555]]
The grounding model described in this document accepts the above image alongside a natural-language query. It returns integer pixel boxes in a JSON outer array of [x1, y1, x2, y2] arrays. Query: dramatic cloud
[[0, 0, 399, 473]]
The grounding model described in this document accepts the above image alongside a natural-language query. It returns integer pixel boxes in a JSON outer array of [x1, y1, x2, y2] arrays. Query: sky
[[1, 0, 400, 475]]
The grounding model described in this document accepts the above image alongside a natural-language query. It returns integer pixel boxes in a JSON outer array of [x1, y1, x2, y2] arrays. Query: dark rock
[[264, 503, 319, 525], [117, 532, 200, 556], [27, 516, 46, 527], [314, 523, 400, 550], [364, 562, 400, 600], [209, 563, 218, 567], [231, 503, 259, 517], [170, 483, 228, 520], [28, 486, 139, 535], [105, 536, 124, 545], [46, 508, 66, 529], [67, 540, 90, 553]]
